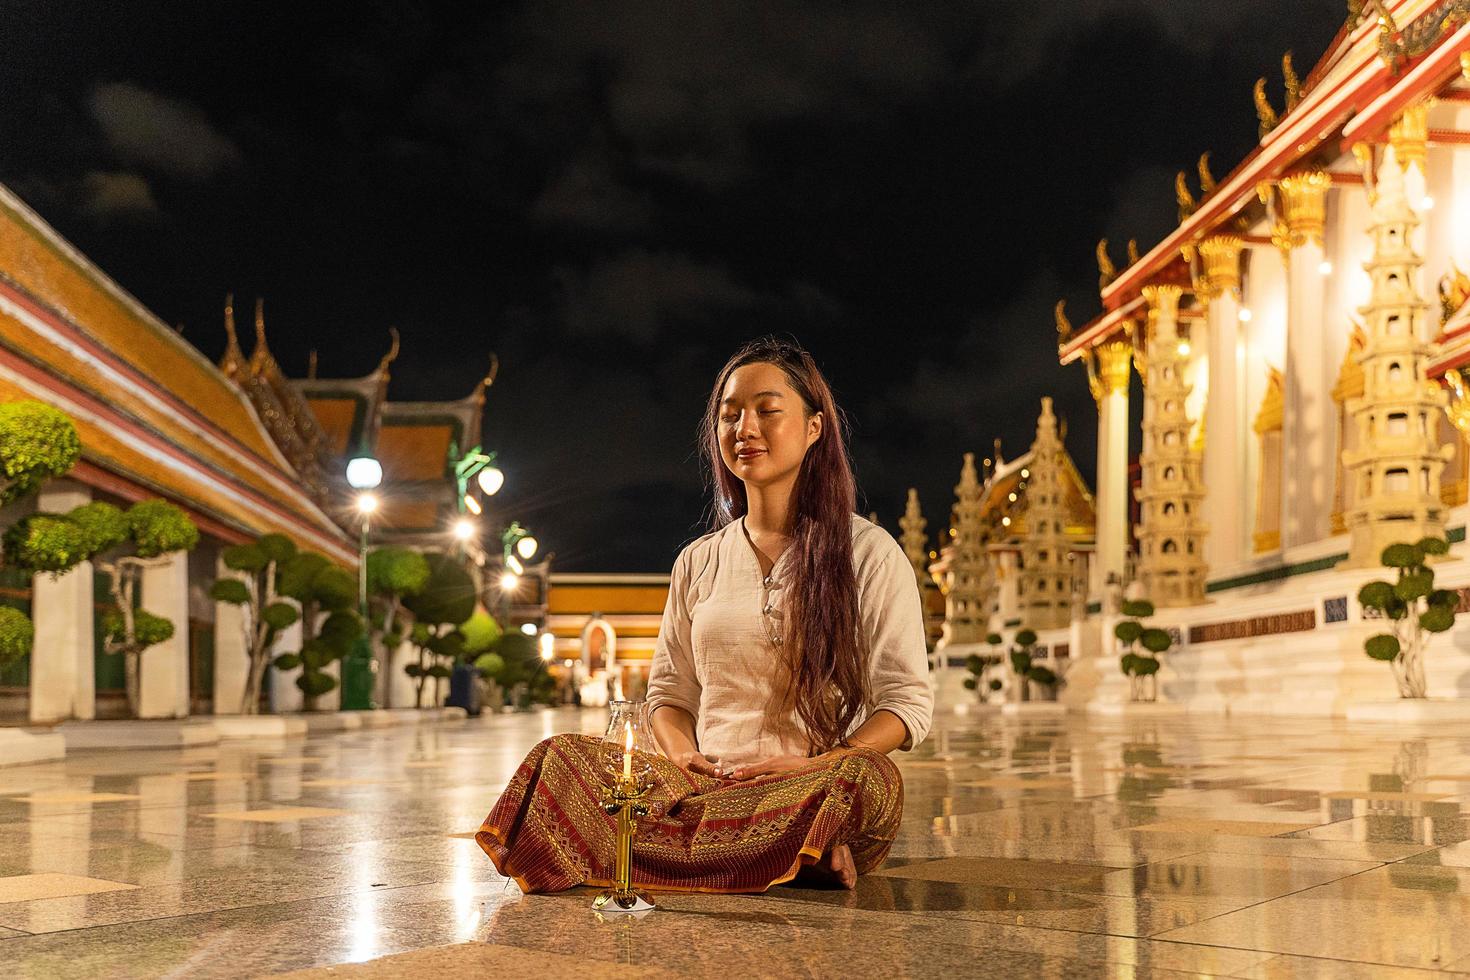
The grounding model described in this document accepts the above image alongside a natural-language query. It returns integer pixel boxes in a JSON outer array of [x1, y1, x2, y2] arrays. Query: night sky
[[2, 1, 1345, 571]]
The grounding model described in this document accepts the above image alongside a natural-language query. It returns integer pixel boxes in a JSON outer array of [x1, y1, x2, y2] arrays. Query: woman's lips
[[736, 449, 766, 461]]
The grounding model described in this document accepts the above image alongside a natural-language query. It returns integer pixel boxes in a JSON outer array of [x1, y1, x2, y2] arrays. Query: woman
[[477, 337, 932, 894]]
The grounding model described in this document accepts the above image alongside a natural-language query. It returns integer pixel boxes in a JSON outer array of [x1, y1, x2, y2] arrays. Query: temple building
[[0, 172, 510, 740], [929, 399, 1096, 693], [1022, 3, 1470, 714]]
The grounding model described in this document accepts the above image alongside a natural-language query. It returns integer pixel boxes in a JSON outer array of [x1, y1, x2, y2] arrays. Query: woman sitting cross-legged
[[476, 336, 933, 893]]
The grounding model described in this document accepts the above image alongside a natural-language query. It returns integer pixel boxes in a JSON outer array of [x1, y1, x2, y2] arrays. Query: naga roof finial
[[375, 327, 401, 377]]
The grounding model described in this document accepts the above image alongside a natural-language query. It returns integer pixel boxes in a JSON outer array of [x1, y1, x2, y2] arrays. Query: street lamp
[[499, 572, 520, 592], [452, 517, 477, 542], [477, 465, 505, 496], [515, 534, 538, 560], [344, 455, 381, 712]]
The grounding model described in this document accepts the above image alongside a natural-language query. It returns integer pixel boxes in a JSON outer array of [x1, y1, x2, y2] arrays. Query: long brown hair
[[700, 336, 869, 754]]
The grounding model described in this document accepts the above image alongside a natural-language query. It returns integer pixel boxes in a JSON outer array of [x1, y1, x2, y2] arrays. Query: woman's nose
[[735, 411, 760, 439]]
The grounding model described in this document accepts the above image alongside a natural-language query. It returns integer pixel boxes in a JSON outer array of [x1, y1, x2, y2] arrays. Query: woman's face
[[717, 361, 822, 490]]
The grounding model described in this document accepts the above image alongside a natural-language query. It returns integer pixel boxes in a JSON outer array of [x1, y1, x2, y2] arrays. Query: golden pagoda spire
[[1254, 78, 1280, 139], [899, 487, 929, 585], [220, 293, 247, 380], [374, 327, 401, 379], [1197, 152, 1217, 195], [1096, 239, 1117, 291]]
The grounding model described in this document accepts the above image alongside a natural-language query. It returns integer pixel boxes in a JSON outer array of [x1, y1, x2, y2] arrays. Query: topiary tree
[[365, 546, 431, 708], [401, 552, 477, 708], [0, 401, 84, 670], [1116, 598, 1171, 702], [961, 633, 1007, 702], [211, 533, 300, 714], [10, 498, 198, 717], [0, 402, 83, 506], [490, 631, 554, 709], [1006, 627, 1062, 701], [274, 551, 361, 710], [1359, 538, 1457, 699]]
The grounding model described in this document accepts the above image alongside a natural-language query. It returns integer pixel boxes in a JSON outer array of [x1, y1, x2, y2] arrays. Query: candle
[[622, 720, 633, 780]]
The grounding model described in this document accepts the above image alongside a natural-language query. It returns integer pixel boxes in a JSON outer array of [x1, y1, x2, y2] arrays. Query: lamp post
[[343, 455, 382, 711]]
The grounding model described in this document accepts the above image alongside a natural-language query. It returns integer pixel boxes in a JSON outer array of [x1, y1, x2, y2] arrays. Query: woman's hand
[[726, 753, 830, 781], [671, 750, 723, 778]]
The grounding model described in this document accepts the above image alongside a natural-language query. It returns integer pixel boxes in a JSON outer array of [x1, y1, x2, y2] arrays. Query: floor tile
[[202, 806, 351, 823], [0, 873, 139, 904]]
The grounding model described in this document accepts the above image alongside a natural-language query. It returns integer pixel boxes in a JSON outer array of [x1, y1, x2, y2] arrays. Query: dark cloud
[[88, 82, 242, 181], [0, 0, 1348, 569], [77, 170, 159, 219]]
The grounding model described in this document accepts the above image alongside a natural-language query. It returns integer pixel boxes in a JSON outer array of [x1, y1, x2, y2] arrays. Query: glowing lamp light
[[1007, 492, 1018, 502], [1421, 195, 1435, 211], [1318, 259, 1334, 276], [463, 494, 482, 515], [1237, 307, 1253, 323], [505, 553, 524, 575], [346, 456, 383, 490], [499, 572, 520, 592], [515, 535, 539, 560], [452, 518, 477, 542], [1178, 341, 1192, 357], [1001, 516, 1012, 527], [539, 632, 555, 660], [477, 466, 505, 496], [355, 493, 379, 515], [1020, 469, 1029, 478], [520, 622, 538, 636]]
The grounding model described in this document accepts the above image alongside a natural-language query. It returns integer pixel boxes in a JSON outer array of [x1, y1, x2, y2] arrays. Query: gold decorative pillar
[[1199, 235, 1247, 569], [1341, 132, 1451, 566], [937, 454, 991, 653], [1094, 337, 1132, 595], [1134, 285, 1207, 606], [1019, 398, 1072, 629], [1277, 171, 1336, 548], [899, 488, 929, 590]]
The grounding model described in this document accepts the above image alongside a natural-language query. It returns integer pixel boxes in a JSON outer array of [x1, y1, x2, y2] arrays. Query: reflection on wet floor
[[2, 708, 1470, 976]]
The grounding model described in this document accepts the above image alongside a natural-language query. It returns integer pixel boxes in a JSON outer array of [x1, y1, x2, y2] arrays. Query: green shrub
[[0, 401, 82, 504], [1365, 634, 1401, 661], [0, 607, 34, 667]]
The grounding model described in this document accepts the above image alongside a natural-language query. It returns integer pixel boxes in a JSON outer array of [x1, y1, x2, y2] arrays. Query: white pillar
[[212, 557, 250, 715], [1279, 172, 1335, 548], [269, 612, 304, 713], [29, 481, 95, 723], [139, 550, 190, 719], [1200, 235, 1247, 569], [1093, 339, 1132, 590]]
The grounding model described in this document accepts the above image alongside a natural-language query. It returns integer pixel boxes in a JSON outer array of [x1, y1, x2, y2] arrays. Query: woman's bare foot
[[799, 843, 857, 889]]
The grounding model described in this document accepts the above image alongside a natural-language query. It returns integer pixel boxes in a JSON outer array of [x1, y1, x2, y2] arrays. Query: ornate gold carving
[[1444, 367, 1470, 437], [220, 293, 247, 381], [1440, 263, 1470, 325], [1079, 347, 1104, 408], [1055, 299, 1073, 347], [375, 327, 402, 378], [1198, 236, 1244, 298], [1197, 153, 1217, 195], [1096, 239, 1117, 291], [1389, 101, 1429, 172], [307, 349, 318, 380], [1283, 52, 1302, 112], [1253, 366, 1285, 434], [1142, 283, 1184, 318], [1277, 170, 1331, 249], [1254, 78, 1280, 139], [1175, 171, 1196, 223], [1125, 318, 1147, 379], [1127, 239, 1141, 265], [1462, 50, 1470, 83], [1095, 340, 1132, 396]]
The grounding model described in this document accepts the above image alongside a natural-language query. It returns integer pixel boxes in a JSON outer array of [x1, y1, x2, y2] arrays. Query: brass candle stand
[[592, 770, 656, 914]]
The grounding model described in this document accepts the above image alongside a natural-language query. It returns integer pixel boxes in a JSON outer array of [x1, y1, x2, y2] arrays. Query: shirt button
[[771, 635, 782, 645], [763, 574, 772, 588], [763, 604, 773, 615]]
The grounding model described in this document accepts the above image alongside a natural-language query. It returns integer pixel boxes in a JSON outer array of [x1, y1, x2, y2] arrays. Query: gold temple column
[[1199, 235, 1247, 569]]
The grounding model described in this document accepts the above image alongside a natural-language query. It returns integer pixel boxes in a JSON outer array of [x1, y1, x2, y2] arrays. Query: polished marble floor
[[2, 706, 1470, 978]]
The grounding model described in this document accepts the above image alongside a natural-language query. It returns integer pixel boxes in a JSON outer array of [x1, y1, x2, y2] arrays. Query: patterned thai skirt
[[476, 733, 904, 894]]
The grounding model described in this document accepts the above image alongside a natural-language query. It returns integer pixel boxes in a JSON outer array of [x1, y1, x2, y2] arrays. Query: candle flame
[[624, 720, 633, 752]]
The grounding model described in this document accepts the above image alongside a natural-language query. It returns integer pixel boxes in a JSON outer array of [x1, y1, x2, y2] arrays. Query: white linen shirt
[[645, 514, 933, 766]]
